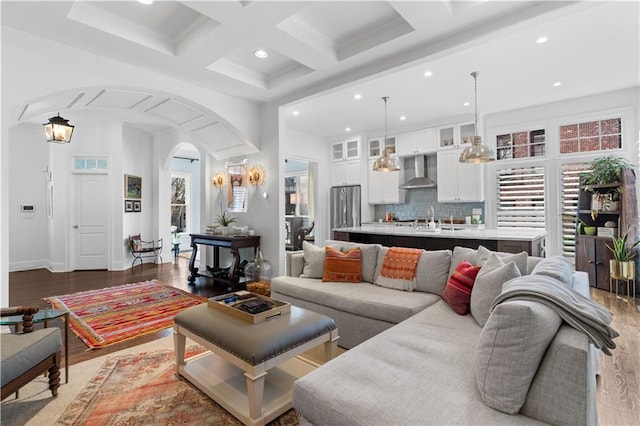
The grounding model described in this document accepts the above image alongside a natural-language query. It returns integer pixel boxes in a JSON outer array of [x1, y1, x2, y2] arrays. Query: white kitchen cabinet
[[438, 122, 476, 149], [331, 139, 360, 161], [331, 159, 361, 186], [368, 136, 396, 158], [367, 160, 405, 204], [436, 148, 484, 202], [396, 128, 437, 156]]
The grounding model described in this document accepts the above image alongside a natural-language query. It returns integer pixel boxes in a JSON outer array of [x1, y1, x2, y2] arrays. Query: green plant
[[580, 156, 634, 186], [215, 210, 237, 227], [606, 225, 640, 262]]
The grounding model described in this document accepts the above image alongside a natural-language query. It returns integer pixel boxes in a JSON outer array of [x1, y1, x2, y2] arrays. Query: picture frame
[[124, 200, 134, 212], [133, 200, 141, 212], [124, 174, 142, 199]]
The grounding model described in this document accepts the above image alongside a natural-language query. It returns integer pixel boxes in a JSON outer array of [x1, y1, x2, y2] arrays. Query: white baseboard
[[9, 259, 47, 272]]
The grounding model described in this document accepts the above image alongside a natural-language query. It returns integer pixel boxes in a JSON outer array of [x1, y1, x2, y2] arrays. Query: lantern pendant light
[[43, 113, 75, 143]]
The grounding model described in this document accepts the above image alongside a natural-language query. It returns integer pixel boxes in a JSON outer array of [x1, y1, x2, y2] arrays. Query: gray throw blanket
[[492, 275, 619, 355]]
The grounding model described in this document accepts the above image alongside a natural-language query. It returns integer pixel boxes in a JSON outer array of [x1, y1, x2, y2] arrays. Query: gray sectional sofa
[[271, 241, 603, 425]]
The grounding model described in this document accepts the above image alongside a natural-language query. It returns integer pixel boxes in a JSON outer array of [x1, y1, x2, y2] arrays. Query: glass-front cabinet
[[332, 139, 360, 161], [368, 136, 396, 158], [438, 122, 476, 149]]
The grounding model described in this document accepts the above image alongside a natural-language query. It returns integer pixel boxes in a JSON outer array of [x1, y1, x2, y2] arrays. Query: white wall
[[8, 125, 48, 271]]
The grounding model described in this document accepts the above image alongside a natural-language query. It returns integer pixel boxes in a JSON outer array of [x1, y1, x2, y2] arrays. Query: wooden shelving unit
[[575, 169, 638, 292]]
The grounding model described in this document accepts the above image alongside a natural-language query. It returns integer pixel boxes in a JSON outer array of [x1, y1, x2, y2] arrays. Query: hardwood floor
[[7, 259, 640, 425]]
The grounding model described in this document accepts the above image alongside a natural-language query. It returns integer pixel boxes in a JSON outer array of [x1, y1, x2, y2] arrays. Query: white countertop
[[334, 226, 546, 241]]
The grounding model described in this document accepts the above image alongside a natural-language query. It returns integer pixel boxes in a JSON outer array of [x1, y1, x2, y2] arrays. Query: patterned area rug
[[57, 347, 298, 425], [44, 280, 207, 349]]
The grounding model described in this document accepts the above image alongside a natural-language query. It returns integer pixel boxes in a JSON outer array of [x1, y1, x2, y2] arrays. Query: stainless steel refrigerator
[[330, 185, 361, 229]]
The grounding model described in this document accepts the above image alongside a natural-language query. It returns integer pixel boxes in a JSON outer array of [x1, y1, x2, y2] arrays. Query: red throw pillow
[[442, 260, 481, 315], [322, 246, 362, 283]]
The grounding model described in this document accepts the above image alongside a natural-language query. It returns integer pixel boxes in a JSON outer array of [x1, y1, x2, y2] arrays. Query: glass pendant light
[[373, 96, 401, 172], [459, 72, 495, 163]]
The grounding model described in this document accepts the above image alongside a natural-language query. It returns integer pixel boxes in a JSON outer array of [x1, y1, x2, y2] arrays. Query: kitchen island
[[333, 225, 546, 256]]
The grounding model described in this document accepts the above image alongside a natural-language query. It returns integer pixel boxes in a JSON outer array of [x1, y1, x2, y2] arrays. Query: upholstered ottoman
[[174, 304, 338, 426]]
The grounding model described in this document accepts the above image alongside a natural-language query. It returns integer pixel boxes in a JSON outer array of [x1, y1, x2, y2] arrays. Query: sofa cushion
[[415, 249, 452, 295], [294, 301, 542, 425], [441, 260, 481, 315], [325, 240, 381, 283], [476, 300, 563, 414], [322, 246, 362, 283], [448, 246, 479, 278], [471, 254, 522, 327], [270, 276, 440, 324], [477, 245, 529, 275], [301, 241, 327, 279], [530, 256, 574, 287]]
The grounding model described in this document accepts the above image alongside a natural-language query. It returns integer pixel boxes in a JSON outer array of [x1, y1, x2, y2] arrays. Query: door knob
[[73, 225, 79, 229]]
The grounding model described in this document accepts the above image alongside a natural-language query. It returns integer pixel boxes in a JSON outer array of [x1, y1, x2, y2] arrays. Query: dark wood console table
[[188, 233, 260, 288]]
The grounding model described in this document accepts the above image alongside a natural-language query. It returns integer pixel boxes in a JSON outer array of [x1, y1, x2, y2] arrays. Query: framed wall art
[[125, 200, 134, 212], [124, 174, 142, 199], [133, 200, 141, 212]]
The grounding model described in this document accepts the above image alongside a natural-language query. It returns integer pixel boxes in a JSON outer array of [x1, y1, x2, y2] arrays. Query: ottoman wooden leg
[[173, 328, 186, 373], [245, 367, 267, 421], [324, 329, 340, 361]]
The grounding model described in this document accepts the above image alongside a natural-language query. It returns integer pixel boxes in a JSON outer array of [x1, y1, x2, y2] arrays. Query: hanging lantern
[[43, 113, 75, 143]]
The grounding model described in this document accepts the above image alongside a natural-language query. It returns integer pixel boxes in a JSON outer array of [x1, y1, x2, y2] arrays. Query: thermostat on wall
[[21, 205, 35, 212]]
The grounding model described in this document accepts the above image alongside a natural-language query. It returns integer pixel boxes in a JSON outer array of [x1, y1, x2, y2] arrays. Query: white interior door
[[71, 174, 108, 270]]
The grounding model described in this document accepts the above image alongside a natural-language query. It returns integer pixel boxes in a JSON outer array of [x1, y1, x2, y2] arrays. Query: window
[[559, 118, 621, 154], [496, 166, 545, 229], [496, 129, 545, 160], [170, 173, 190, 233], [285, 174, 309, 216], [560, 163, 591, 260]]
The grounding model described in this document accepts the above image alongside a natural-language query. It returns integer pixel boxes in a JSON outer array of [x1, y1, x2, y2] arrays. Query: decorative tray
[[208, 290, 290, 324]]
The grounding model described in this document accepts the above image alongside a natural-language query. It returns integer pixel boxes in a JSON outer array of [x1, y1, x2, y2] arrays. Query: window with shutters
[[559, 118, 622, 154], [171, 173, 190, 233], [496, 166, 545, 229], [560, 162, 592, 259]]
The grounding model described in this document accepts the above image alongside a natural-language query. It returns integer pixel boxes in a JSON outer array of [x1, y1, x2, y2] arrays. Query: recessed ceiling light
[[292, 110, 299, 116], [463, 101, 470, 107], [354, 94, 362, 100], [423, 70, 433, 78], [536, 36, 549, 44], [399, 116, 406, 121], [345, 127, 351, 132], [254, 49, 269, 59], [553, 81, 562, 87], [137, 0, 153, 4]]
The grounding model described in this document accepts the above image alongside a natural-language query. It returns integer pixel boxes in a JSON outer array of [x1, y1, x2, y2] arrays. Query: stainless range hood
[[399, 155, 436, 189]]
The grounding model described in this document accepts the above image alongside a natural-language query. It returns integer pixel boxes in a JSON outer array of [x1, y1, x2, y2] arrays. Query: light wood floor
[[7, 258, 640, 425]]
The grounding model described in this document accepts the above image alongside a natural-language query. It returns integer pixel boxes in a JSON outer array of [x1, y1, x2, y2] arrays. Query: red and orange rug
[[44, 280, 207, 349]]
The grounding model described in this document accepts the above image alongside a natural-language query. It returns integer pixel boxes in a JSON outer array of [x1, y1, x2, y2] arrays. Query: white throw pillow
[[530, 256, 574, 287], [476, 300, 562, 414], [300, 241, 327, 279], [477, 245, 529, 275], [470, 253, 521, 326]]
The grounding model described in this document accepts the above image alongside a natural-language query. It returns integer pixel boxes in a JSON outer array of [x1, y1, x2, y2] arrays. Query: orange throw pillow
[[322, 246, 362, 283], [442, 260, 481, 315]]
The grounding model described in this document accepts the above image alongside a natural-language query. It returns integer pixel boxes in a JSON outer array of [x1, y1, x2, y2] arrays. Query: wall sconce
[[211, 172, 225, 189], [248, 164, 268, 198], [43, 113, 75, 143]]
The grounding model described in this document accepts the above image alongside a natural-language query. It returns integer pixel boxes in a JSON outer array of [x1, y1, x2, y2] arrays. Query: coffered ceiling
[[3, 1, 639, 143]]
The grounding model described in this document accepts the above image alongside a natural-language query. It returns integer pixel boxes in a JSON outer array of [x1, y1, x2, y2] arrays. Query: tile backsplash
[[373, 188, 484, 221]]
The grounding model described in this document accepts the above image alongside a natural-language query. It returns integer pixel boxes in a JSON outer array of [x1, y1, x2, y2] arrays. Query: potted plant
[[215, 210, 237, 235], [606, 225, 640, 280], [577, 218, 596, 236], [580, 156, 634, 186]]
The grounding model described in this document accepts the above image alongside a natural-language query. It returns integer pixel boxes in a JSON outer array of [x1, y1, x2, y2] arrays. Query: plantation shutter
[[496, 166, 545, 228], [560, 163, 591, 259]]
